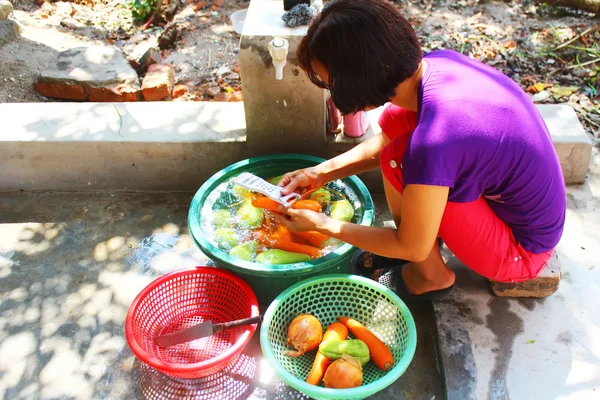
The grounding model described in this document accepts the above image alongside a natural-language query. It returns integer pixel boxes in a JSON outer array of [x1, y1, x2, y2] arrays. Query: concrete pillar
[[238, 0, 327, 157]]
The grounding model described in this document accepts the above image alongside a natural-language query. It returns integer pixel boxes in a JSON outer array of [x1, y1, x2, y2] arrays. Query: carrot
[[306, 322, 349, 385], [292, 231, 329, 248], [292, 200, 322, 213], [338, 317, 394, 370], [263, 226, 321, 259], [252, 196, 285, 213], [274, 240, 321, 259]]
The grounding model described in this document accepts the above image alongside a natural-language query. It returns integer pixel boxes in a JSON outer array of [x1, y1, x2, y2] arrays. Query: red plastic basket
[[125, 267, 260, 379]]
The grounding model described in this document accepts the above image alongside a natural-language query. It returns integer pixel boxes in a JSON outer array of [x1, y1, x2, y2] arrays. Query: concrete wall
[[0, 102, 383, 193], [0, 102, 592, 193]]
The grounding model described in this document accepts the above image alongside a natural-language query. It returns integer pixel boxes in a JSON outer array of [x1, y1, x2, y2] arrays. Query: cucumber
[[255, 249, 311, 264]]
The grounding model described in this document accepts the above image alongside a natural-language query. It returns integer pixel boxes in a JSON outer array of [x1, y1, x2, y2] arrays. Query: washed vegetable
[[309, 188, 332, 208], [292, 199, 323, 213], [319, 339, 370, 366], [257, 226, 321, 259], [214, 228, 238, 250], [252, 196, 285, 213], [338, 317, 394, 370], [255, 249, 310, 264], [268, 175, 284, 185], [213, 209, 233, 228], [229, 241, 258, 261], [292, 231, 329, 248], [233, 184, 252, 200], [330, 199, 354, 222], [323, 354, 363, 389], [306, 322, 349, 386], [237, 202, 264, 229], [286, 314, 323, 357]]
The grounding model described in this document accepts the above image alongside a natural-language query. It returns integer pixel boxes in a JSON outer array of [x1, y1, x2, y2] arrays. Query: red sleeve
[[378, 103, 418, 141]]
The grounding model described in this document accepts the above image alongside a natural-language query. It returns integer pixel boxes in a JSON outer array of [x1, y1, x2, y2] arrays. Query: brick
[[214, 92, 232, 102], [141, 64, 174, 101], [229, 92, 243, 102], [137, 47, 161, 74], [34, 82, 85, 101], [173, 84, 188, 99], [87, 83, 139, 102], [491, 252, 561, 298], [207, 86, 221, 97]]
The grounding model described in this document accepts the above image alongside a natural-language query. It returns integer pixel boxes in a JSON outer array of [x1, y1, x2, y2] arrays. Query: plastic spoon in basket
[[154, 315, 263, 348]]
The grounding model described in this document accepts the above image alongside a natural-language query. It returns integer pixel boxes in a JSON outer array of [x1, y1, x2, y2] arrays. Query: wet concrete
[[0, 191, 443, 399], [433, 148, 600, 400]]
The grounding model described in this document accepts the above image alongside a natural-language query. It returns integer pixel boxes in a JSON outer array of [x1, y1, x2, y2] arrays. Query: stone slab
[[0, 19, 20, 46], [491, 252, 561, 298], [434, 155, 600, 399], [538, 104, 593, 184], [37, 46, 138, 88], [0, 191, 443, 400]]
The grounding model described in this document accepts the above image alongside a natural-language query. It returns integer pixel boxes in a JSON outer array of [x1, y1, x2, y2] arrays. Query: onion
[[285, 314, 323, 357], [323, 354, 363, 389]]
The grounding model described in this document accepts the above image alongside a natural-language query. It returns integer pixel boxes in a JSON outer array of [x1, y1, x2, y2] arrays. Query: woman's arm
[[316, 133, 389, 182], [284, 184, 449, 262], [280, 133, 390, 194]]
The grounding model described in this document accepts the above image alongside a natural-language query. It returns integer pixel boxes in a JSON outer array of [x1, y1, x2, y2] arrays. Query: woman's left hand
[[275, 208, 330, 232]]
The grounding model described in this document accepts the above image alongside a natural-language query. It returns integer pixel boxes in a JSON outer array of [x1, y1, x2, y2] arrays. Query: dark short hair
[[298, 0, 422, 114]]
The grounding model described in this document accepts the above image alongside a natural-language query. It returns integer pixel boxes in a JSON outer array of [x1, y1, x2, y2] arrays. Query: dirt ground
[[1, 0, 600, 139]]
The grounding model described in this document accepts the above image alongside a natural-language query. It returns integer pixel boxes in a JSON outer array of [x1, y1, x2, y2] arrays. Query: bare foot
[[401, 262, 456, 295]]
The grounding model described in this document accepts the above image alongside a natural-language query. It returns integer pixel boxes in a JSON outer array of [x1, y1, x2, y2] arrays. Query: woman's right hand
[[278, 166, 325, 195]]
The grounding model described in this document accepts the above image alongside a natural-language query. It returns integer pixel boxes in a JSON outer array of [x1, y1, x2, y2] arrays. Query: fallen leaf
[[526, 340, 536, 344], [550, 86, 579, 99], [526, 82, 548, 94], [581, 246, 586, 250]]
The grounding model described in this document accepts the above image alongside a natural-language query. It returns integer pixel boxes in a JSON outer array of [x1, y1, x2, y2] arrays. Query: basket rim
[[259, 274, 417, 399], [125, 266, 260, 374], [187, 154, 375, 275]]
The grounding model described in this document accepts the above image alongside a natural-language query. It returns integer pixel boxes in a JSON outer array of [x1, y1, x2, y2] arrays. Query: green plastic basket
[[260, 274, 417, 400], [188, 154, 374, 306]]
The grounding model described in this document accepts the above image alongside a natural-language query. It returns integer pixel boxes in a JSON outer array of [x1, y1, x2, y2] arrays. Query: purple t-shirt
[[403, 50, 566, 253]]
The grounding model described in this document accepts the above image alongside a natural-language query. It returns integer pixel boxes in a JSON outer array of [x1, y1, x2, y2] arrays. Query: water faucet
[[268, 37, 289, 80]]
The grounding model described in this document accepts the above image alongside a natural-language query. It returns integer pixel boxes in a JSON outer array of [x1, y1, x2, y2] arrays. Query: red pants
[[378, 106, 553, 283]]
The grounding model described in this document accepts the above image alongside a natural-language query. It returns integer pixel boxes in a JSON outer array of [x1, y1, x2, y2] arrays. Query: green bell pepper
[[319, 339, 370, 365], [309, 188, 332, 208], [237, 202, 264, 229], [214, 227, 238, 250], [330, 199, 355, 222], [229, 241, 258, 261]]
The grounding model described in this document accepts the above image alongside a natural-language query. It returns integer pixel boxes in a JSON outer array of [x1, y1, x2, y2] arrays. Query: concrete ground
[[435, 147, 600, 400], [1, 149, 599, 400], [0, 192, 442, 400]]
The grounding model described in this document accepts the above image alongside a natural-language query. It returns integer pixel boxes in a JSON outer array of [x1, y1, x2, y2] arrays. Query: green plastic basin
[[188, 154, 375, 305]]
